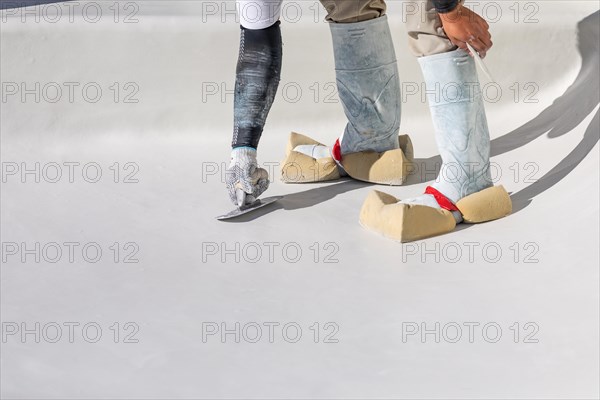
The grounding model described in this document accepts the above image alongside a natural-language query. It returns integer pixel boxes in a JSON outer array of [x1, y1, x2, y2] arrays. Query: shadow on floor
[[222, 178, 372, 223]]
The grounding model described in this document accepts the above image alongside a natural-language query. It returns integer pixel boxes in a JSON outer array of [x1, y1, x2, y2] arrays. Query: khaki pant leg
[[405, 0, 460, 57], [319, 0, 386, 23]]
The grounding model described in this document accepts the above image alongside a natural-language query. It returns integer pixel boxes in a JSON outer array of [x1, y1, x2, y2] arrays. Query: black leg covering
[[231, 21, 282, 149]]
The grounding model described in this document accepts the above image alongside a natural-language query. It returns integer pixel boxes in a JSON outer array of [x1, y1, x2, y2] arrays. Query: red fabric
[[425, 186, 459, 212], [332, 139, 342, 162]]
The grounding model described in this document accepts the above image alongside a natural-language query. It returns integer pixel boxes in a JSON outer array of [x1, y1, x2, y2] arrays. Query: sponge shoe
[[280, 15, 415, 186], [338, 134, 414, 185], [280, 132, 341, 183], [359, 186, 512, 243], [280, 132, 414, 185], [359, 49, 513, 242]]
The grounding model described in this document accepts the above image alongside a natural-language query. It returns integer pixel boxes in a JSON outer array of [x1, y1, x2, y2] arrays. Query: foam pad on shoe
[[281, 151, 340, 183], [285, 132, 321, 156], [456, 185, 512, 223], [281, 132, 414, 185], [398, 134, 414, 161], [342, 134, 413, 186], [281, 132, 340, 183], [359, 190, 456, 243]]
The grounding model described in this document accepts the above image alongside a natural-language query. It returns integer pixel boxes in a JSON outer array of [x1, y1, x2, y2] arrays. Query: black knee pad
[[232, 21, 282, 149]]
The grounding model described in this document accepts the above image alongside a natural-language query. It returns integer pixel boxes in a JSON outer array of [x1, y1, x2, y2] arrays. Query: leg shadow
[[478, 11, 599, 219]]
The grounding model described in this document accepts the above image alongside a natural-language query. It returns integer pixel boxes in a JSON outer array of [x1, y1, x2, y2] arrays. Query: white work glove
[[225, 147, 269, 207]]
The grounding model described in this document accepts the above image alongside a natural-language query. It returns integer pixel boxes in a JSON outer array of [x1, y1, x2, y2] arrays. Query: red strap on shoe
[[332, 139, 342, 162], [425, 186, 459, 212]]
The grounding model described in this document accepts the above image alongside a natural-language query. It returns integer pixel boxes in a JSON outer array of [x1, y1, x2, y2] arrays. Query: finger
[[238, 179, 254, 196], [252, 167, 269, 182], [483, 40, 493, 54], [253, 178, 270, 198], [235, 188, 247, 207], [479, 32, 493, 51], [477, 24, 492, 45], [468, 42, 486, 58], [226, 177, 239, 205], [225, 167, 237, 186], [461, 36, 477, 56], [469, 37, 489, 56], [453, 38, 470, 54], [228, 185, 240, 205]]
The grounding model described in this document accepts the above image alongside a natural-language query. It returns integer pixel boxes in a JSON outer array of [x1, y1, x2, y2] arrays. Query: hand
[[225, 147, 269, 207], [439, 4, 493, 58]]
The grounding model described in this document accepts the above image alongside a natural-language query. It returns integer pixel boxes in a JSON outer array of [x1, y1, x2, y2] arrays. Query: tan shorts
[[318, 0, 460, 57]]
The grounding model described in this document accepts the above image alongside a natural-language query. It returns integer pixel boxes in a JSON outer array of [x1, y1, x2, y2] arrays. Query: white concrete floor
[[1, 1, 599, 398]]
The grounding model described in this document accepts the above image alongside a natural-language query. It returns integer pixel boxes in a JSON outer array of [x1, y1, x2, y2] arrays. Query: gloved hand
[[226, 147, 270, 207]]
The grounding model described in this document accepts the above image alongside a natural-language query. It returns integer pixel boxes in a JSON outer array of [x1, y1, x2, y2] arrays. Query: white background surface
[[1, 1, 599, 398]]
